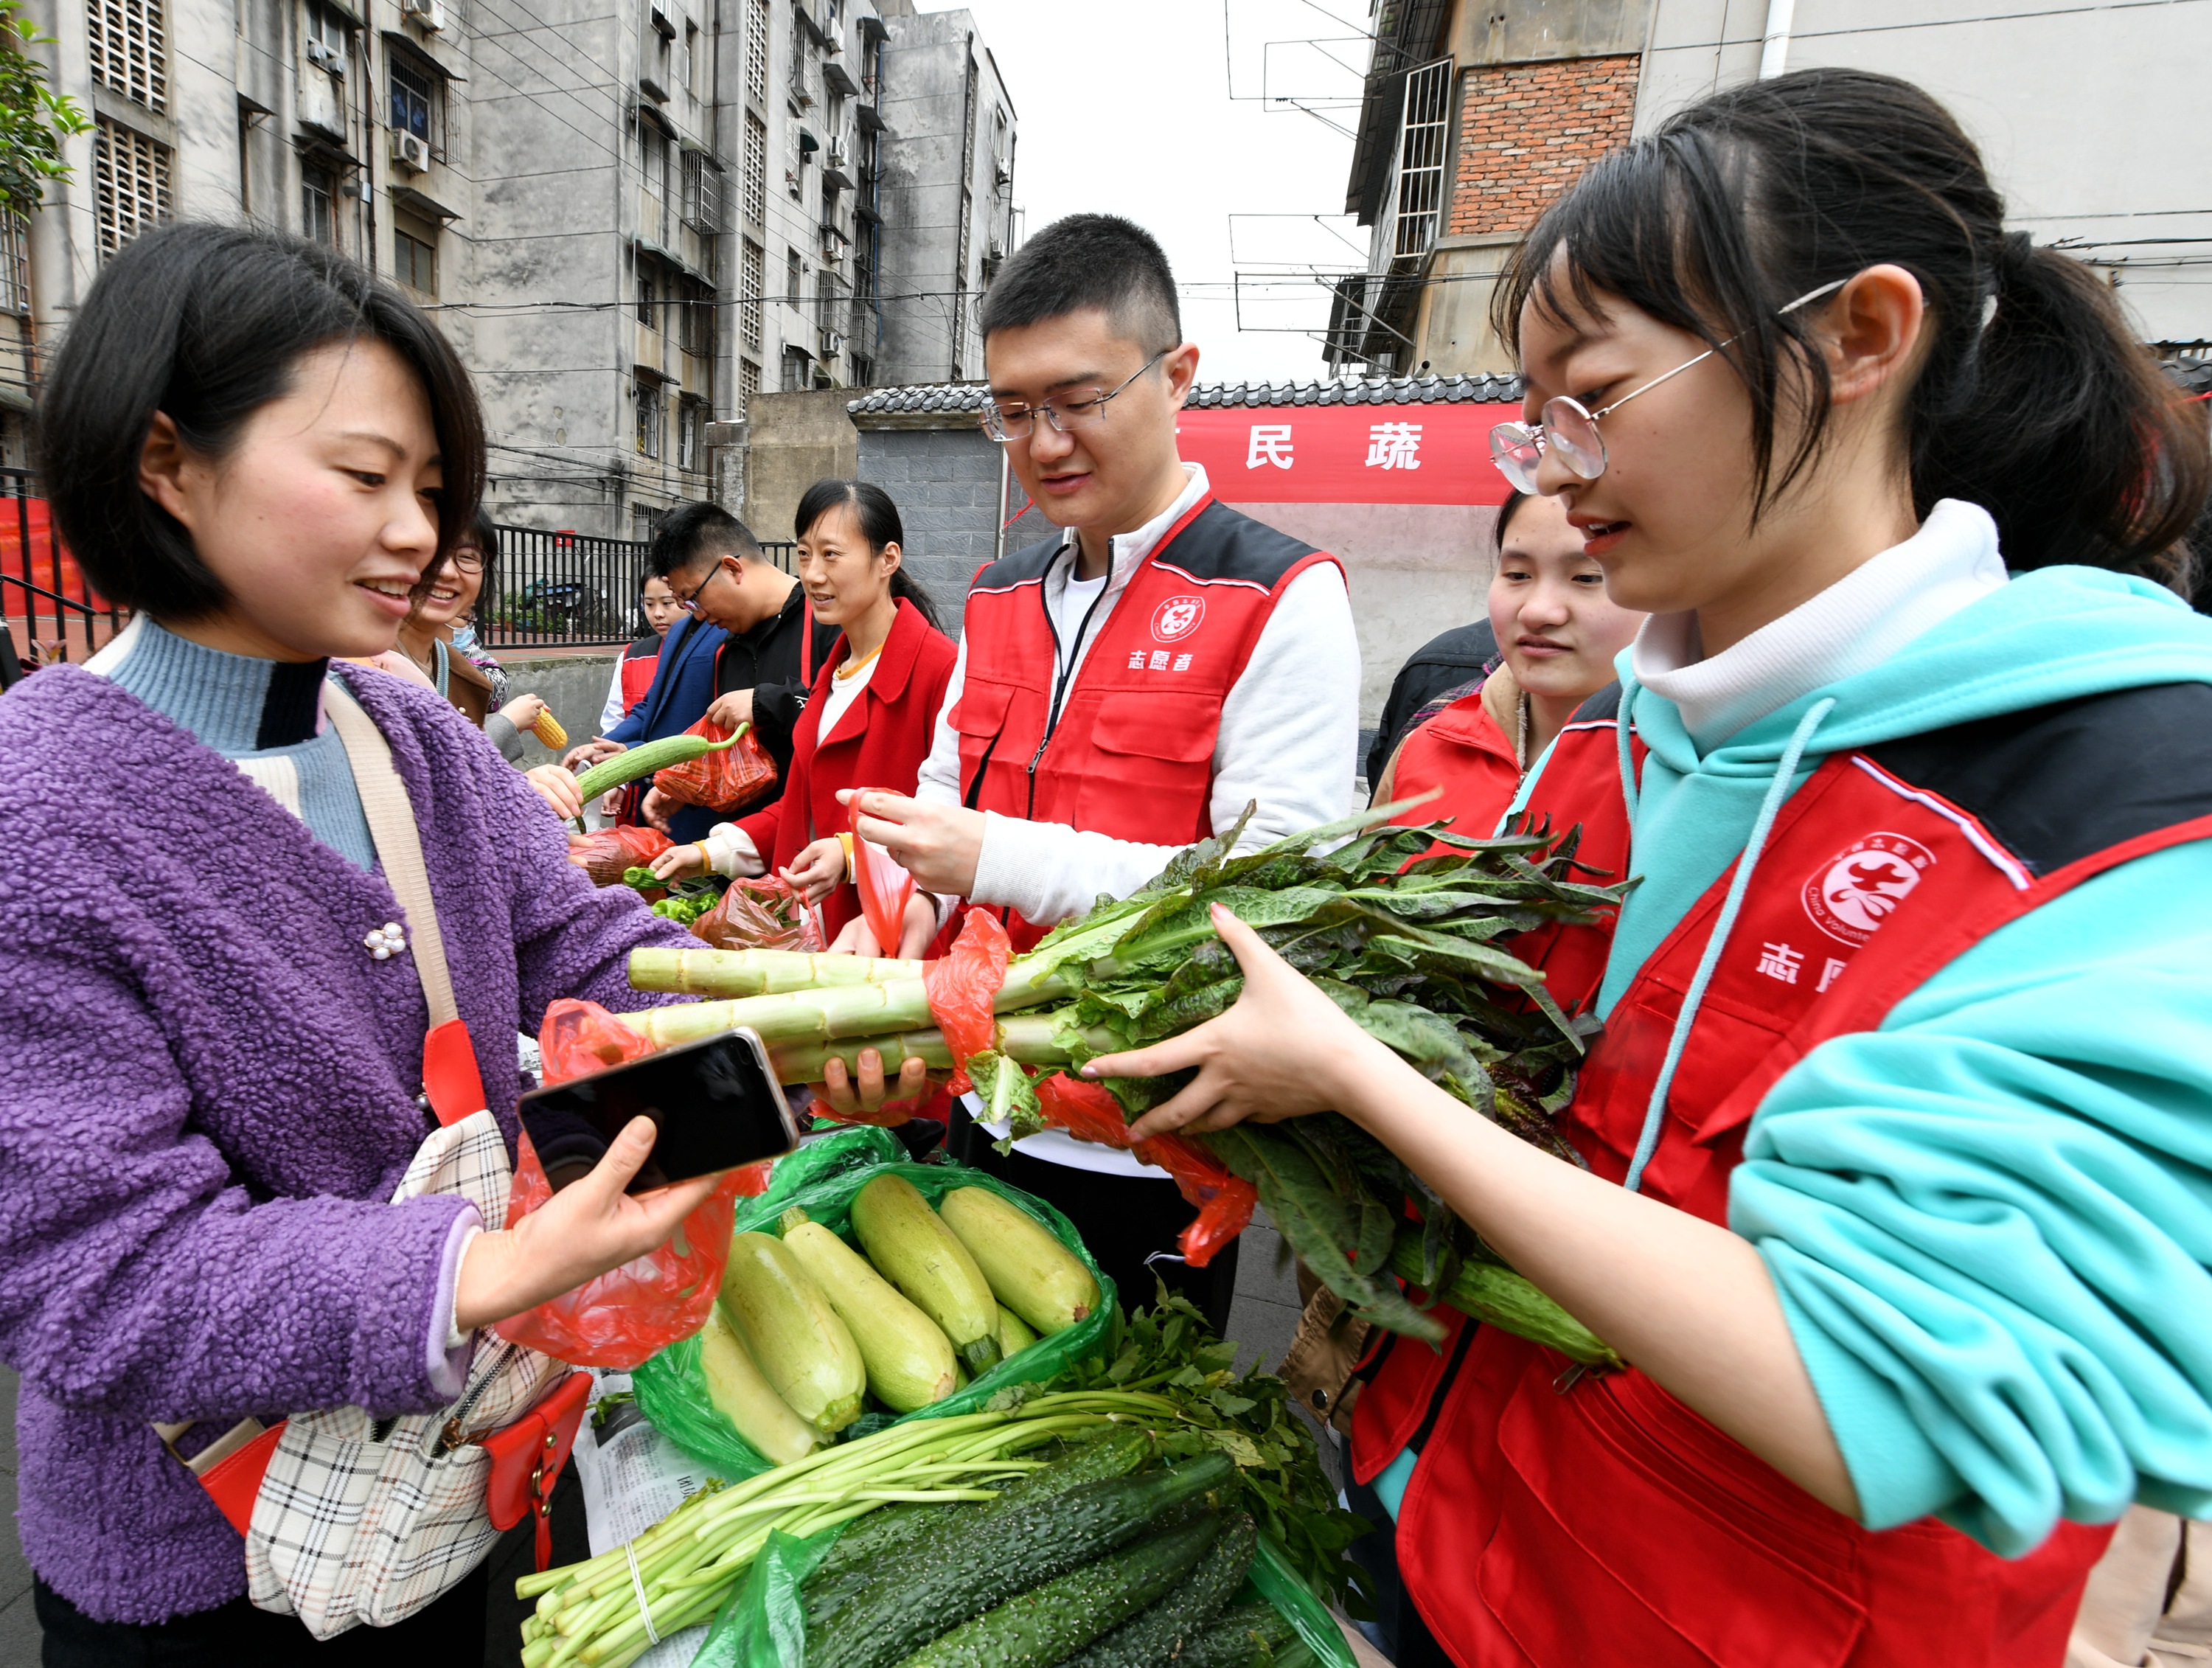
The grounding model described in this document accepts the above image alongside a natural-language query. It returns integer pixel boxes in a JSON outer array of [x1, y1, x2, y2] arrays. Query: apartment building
[[14, 0, 1019, 537], [1326, 0, 2212, 376]]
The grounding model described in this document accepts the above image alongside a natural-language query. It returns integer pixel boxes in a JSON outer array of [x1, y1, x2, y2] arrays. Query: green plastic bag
[[686, 1523, 1355, 1668], [633, 1129, 1118, 1481]]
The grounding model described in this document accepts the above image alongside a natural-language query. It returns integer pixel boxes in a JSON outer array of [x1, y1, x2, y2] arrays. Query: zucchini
[[1178, 1603, 1304, 1668], [718, 1231, 866, 1436], [850, 1174, 1003, 1377], [996, 1303, 1037, 1360], [694, 1304, 822, 1466], [571, 725, 745, 801], [809, 1453, 1235, 1668], [782, 1209, 959, 1413], [938, 1187, 1100, 1337], [1060, 1512, 1257, 1668], [892, 1512, 1221, 1668]]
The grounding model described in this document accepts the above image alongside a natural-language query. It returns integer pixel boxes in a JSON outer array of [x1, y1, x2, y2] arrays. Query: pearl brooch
[[364, 921, 407, 961]]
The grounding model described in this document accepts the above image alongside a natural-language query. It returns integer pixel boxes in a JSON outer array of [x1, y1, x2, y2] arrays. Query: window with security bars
[[636, 379, 664, 458], [742, 111, 767, 226], [93, 117, 172, 260], [0, 213, 27, 313], [681, 148, 722, 232], [678, 400, 702, 471], [1390, 58, 1452, 265], [744, 0, 768, 102], [737, 356, 759, 420], [740, 239, 764, 350], [389, 57, 434, 141], [88, 0, 167, 113]]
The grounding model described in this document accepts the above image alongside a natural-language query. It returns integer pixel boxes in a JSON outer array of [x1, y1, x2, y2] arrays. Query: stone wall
[[742, 389, 862, 548], [490, 652, 624, 756]]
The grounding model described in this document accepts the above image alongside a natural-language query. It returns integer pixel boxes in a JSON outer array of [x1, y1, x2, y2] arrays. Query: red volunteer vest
[[618, 644, 659, 713], [1354, 681, 2212, 1667], [950, 495, 1339, 948]]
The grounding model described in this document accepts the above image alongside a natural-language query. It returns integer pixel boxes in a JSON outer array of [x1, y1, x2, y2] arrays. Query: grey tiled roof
[[846, 372, 1525, 418]]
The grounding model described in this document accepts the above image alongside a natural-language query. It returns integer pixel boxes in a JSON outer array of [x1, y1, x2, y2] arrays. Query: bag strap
[[324, 677, 459, 1030]]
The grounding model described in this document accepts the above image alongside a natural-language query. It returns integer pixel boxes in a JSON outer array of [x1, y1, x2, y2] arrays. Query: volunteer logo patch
[[1803, 833, 1935, 945], [1150, 595, 1206, 643]]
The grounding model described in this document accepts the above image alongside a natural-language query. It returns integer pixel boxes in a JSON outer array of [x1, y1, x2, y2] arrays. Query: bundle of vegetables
[[515, 1394, 1158, 1668], [624, 864, 729, 925], [703, 1170, 1102, 1464], [625, 806, 1627, 1357]]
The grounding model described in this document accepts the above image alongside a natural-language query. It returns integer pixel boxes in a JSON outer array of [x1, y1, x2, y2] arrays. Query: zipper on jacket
[[436, 1339, 522, 1453], [1028, 539, 1116, 817]]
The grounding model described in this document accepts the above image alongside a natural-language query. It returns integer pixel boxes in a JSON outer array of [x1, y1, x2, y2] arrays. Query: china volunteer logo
[[1802, 832, 1936, 945], [1151, 595, 1206, 643]]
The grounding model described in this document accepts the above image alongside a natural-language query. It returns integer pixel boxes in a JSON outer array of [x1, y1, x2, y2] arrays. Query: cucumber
[[718, 1231, 866, 1436], [808, 1453, 1235, 1668], [938, 1187, 1100, 1336], [975, 1427, 1152, 1514], [1178, 1602, 1304, 1668], [892, 1512, 1221, 1668], [810, 1499, 967, 1585], [1060, 1512, 1257, 1668], [850, 1173, 1003, 1377], [695, 1304, 822, 1465], [996, 1303, 1037, 1360], [782, 1210, 959, 1412], [571, 726, 743, 801]]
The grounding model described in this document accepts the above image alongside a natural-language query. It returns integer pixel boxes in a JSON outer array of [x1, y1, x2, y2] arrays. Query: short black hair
[[978, 214, 1180, 355], [648, 501, 760, 579], [35, 222, 485, 619]]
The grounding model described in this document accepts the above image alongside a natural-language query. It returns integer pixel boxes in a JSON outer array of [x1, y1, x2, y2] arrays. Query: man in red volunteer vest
[[844, 215, 1360, 1327]]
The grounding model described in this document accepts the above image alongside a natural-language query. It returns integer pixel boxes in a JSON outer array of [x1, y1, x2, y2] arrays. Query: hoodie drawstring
[[1622, 697, 1836, 1194], [1615, 677, 1643, 828]]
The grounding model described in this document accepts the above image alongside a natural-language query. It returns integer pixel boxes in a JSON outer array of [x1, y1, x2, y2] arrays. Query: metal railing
[[1, 468, 126, 667], [482, 524, 797, 650]]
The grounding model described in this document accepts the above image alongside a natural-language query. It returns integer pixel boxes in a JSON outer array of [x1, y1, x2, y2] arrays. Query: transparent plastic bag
[[688, 1516, 1357, 1668], [655, 717, 779, 814], [692, 876, 826, 953], [632, 1129, 1115, 1480], [492, 1001, 772, 1368], [567, 824, 673, 886]]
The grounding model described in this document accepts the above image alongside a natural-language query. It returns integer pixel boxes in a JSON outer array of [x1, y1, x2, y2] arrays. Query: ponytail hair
[[795, 478, 940, 630], [1495, 68, 2208, 579]]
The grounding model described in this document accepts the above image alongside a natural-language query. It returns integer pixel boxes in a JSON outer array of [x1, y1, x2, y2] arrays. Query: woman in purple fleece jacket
[[0, 225, 719, 1664]]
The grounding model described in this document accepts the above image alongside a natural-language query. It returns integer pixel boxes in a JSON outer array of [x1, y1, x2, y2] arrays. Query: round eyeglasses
[[1490, 280, 1846, 496]]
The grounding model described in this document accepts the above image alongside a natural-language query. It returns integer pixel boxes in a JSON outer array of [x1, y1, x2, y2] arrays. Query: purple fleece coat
[[0, 662, 697, 1624]]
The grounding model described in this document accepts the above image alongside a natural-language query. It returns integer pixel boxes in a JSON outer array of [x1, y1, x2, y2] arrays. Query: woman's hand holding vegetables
[[650, 841, 709, 882], [814, 1047, 933, 1120], [453, 1116, 721, 1332], [524, 764, 583, 820], [1102, 905, 1408, 1140], [563, 737, 625, 772], [782, 836, 846, 903], [498, 692, 549, 732]]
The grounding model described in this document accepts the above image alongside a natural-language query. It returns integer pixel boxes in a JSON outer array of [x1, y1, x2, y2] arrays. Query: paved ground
[[0, 1206, 1329, 1667]]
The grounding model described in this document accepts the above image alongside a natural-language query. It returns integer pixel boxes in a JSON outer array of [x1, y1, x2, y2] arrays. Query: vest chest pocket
[[1063, 693, 1222, 844], [948, 677, 1019, 802]]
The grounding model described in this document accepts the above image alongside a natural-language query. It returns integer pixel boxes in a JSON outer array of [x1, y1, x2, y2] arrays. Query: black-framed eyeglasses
[[674, 561, 721, 615], [448, 546, 485, 574], [981, 350, 1170, 444]]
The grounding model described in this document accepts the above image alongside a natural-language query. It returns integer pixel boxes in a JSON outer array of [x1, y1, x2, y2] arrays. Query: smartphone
[[515, 1026, 800, 1194]]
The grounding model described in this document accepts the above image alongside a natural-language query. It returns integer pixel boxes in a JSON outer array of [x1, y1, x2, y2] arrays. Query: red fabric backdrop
[[1174, 402, 1520, 507]]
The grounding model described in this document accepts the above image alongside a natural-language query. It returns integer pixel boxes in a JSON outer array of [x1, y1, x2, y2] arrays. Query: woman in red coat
[[652, 480, 954, 953]]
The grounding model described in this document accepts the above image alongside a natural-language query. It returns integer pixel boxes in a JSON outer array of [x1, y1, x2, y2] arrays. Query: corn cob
[[571, 724, 745, 800], [532, 708, 568, 748]]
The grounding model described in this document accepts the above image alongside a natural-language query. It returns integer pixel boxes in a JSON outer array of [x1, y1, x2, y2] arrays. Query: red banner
[[1174, 402, 1520, 507]]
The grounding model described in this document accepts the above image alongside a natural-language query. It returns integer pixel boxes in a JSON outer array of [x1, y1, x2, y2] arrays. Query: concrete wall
[[853, 421, 1009, 636], [1636, 0, 2212, 344], [742, 389, 861, 546], [492, 652, 624, 757]]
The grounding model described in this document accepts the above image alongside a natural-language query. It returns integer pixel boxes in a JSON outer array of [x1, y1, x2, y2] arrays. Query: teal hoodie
[[1557, 565, 2212, 1554]]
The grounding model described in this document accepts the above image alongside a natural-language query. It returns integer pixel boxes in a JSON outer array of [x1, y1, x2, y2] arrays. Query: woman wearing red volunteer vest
[[1089, 69, 2212, 1668], [597, 572, 681, 740], [825, 215, 1361, 1330], [1375, 489, 1644, 822], [650, 480, 953, 951]]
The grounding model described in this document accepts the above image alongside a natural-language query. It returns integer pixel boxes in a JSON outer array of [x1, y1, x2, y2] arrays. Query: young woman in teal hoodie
[[1090, 68, 2212, 1668]]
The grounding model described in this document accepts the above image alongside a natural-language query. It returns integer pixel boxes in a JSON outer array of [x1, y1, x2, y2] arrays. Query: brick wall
[[1448, 52, 1640, 238], [855, 425, 1013, 637]]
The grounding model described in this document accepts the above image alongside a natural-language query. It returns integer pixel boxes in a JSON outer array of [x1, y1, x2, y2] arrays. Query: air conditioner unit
[[390, 129, 430, 173], [304, 38, 343, 73], [987, 235, 1004, 262], [826, 138, 849, 172], [649, 1, 675, 38], [824, 331, 846, 357], [400, 0, 446, 29]]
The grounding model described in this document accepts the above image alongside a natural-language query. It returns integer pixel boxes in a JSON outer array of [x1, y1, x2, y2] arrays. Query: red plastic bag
[[851, 786, 918, 953], [567, 825, 673, 886], [653, 718, 779, 815], [924, 908, 1009, 1095], [1034, 1073, 1257, 1270], [494, 1001, 771, 1367], [691, 875, 826, 953]]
